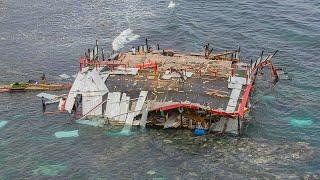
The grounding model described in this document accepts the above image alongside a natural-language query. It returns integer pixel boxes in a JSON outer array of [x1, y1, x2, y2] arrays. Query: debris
[[194, 128, 206, 136], [163, 139, 173, 144], [76, 119, 104, 127], [290, 118, 313, 127], [54, 130, 79, 138], [62, 41, 280, 136], [59, 74, 71, 79], [164, 113, 180, 128], [36, 92, 62, 104], [0, 121, 8, 129], [147, 170, 156, 175]]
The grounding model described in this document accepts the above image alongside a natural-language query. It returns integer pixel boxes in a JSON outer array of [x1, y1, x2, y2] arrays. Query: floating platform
[[0, 83, 72, 93], [61, 41, 279, 136]]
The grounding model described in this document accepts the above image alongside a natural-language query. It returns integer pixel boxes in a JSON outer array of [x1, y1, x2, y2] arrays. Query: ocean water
[[0, 0, 320, 179]]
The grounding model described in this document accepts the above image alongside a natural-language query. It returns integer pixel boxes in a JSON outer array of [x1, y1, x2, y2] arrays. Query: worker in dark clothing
[[41, 96, 46, 113], [40, 73, 46, 84], [204, 43, 210, 58]]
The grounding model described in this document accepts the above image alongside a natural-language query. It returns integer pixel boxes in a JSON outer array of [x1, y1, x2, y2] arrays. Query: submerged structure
[[62, 40, 279, 135]]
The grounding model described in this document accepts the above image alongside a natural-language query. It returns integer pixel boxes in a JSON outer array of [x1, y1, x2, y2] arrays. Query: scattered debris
[[147, 170, 156, 175], [59, 74, 71, 79], [54, 130, 79, 138], [0, 120, 8, 129], [50, 40, 279, 136], [290, 118, 313, 127], [76, 119, 104, 127]]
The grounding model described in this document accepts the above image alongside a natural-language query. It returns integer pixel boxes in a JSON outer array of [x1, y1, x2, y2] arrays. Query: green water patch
[[76, 119, 104, 127], [106, 126, 134, 137], [54, 130, 79, 138], [290, 118, 313, 128], [0, 120, 8, 129], [33, 164, 68, 177], [261, 95, 276, 102], [11, 114, 25, 120]]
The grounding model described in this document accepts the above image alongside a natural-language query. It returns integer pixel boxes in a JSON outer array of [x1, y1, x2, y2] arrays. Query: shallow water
[[0, 0, 320, 179]]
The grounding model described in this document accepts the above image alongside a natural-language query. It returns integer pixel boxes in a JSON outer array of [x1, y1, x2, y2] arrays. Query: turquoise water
[[0, 0, 320, 178]]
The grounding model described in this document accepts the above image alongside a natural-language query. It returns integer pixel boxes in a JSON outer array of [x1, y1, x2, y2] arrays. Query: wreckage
[[58, 40, 279, 135]]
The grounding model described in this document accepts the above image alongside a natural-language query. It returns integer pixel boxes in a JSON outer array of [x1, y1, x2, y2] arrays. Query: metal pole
[[237, 116, 241, 136], [146, 38, 148, 51]]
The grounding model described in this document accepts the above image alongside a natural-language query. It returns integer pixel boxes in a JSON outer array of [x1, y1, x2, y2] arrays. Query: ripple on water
[[33, 164, 68, 177], [290, 118, 313, 128]]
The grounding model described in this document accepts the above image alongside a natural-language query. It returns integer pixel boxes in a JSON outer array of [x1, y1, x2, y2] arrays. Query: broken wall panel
[[82, 95, 103, 116]]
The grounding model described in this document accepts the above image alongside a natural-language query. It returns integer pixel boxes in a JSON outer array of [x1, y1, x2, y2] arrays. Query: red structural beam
[[134, 61, 158, 72], [155, 103, 236, 118], [79, 56, 126, 71], [238, 84, 253, 118]]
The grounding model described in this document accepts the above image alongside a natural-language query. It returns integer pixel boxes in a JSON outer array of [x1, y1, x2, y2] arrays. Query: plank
[[110, 92, 121, 120], [134, 91, 148, 116], [230, 76, 247, 85], [228, 83, 243, 90], [139, 106, 148, 127], [105, 92, 120, 118], [230, 89, 241, 100], [119, 93, 130, 122]]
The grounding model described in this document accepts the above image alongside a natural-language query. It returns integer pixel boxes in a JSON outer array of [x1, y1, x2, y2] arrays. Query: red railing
[[79, 57, 127, 71]]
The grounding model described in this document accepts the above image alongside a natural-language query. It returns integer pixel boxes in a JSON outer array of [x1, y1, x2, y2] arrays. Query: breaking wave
[[168, 1, 176, 8], [112, 28, 140, 51]]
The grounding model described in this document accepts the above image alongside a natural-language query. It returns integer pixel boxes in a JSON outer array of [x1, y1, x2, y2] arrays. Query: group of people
[[131, 46, 154, 55]]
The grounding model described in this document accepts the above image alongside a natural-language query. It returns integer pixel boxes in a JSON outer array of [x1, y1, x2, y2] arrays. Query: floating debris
[[54, 130, 79, 138], [76, 119, 104, 127], [168, 1, 176, 8], [49, 40, 280, 136], [58, 73, 71, 79], [0, 120, 8, 129], [147, 170, 156, 175], [290, 118, 313, 127]]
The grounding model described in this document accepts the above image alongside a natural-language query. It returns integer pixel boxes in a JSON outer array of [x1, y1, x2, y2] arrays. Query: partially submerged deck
[[64, 42, 278, 135]]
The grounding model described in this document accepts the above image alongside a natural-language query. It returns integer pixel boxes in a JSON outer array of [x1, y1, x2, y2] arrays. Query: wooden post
[[146, 38, 148, 51], [96, 39, 99, 60], [237, 116, 241, 136], [101, 47, 105, 61]]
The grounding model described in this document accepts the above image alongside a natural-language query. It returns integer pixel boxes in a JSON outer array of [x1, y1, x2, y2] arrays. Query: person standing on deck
[[40, 73, 46, 84], [131, 46, 136, 55], [204, 43, 210, 59]]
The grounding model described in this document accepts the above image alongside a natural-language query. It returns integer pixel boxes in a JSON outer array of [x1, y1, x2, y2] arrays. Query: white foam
[[168, 1, 176, 8], [112, 28, 140, 51]]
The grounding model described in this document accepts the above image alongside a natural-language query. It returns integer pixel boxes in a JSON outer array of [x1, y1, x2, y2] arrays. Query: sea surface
[[0, 0, 320, 179]]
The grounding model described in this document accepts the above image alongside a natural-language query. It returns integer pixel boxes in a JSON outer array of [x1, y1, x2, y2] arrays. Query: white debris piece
[[65, 69, 108, 113], [139, 106, 149, 127], [124, 91, 148, 126], [228, 76, 247, 85], [110, 92, 121, 119], [134, 91, 148, 116], [59, 74, 71, 79], [36, 92, 58, 100], [119, 93, 130, 122]]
